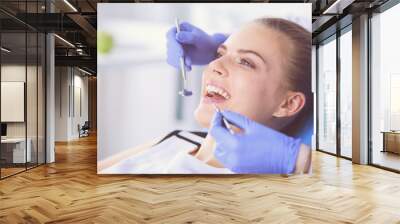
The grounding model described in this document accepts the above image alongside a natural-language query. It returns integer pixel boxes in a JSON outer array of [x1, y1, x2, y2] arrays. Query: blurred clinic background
[[97, 3, 311, 161]]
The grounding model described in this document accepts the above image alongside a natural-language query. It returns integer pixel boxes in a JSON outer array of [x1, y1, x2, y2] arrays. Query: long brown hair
[[255, 18, 312, 136]]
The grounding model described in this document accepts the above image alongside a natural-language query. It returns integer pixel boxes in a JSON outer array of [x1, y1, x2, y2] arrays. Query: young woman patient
[[98, 18, 312, 174]]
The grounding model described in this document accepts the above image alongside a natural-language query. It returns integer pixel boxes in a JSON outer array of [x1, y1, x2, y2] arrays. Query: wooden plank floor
[[1, 167, 26, 178], [1, 134, 400, 223]]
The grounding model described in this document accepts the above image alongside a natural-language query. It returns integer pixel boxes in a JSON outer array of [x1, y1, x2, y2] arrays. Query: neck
[[191, 134, 224, 168]]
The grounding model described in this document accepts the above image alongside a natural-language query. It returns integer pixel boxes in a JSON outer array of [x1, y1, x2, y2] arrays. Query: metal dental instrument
[[175, 18, 193, 97], [213, 104, 235, 135]]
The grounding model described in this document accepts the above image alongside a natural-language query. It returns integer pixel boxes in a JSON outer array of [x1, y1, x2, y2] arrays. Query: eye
[[237, 58, 255, 69], [215, 51, 223, 58]]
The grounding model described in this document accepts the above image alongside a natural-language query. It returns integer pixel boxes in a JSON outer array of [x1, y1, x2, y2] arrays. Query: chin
[[194, 103, 214, 129]]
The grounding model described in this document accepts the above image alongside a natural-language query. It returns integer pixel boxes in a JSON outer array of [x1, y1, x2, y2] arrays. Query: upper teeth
[[206, 85, 231, 100]]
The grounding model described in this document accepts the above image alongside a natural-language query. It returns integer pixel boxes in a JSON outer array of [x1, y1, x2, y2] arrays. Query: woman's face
[[194, 22, 293, 128]]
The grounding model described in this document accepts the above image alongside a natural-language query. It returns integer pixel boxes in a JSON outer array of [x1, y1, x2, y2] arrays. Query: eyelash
[[238, 58, 254, 68], [215, 52, 255, 69]]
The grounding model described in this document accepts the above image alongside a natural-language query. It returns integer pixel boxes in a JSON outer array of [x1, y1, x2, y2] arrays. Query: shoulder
[[294, 144, 312, 174]]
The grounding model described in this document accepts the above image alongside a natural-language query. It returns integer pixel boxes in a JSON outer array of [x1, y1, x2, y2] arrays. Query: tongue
[[212, 93, 225, 101]]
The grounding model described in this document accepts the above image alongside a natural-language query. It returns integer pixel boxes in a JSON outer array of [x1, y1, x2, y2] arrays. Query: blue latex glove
[[166, 22, 227, 71], [210, 110, 302, 174]]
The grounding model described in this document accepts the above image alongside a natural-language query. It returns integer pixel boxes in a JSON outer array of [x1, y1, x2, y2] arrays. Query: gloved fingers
[[210, 125, 233, 144], [213, 145, 228, 165], [214, 145, 240, 171], [167, 52, 191, 71], [211, 110, 222, 126], [166, 27, 185, 69], [212, 33, 229, 45], [184, 57, 192, 71], [166, 29, 184, 57], [176, 31, 197, 45], [166, 55, 179, 69], [166, 45, 183, 68], [179, 22, 195, 32], [166, 57, 191, 71], [210, 112, 232, 141], [220, 110, 251, 132], [166, 27, 177, 39]]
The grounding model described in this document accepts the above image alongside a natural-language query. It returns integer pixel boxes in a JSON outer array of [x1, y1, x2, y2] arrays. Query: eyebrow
[[218, 44, 267, 64]]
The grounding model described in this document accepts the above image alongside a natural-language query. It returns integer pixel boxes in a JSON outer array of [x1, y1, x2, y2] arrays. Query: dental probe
[[213, 104, 235, 135], [175, 18, 193, 97]]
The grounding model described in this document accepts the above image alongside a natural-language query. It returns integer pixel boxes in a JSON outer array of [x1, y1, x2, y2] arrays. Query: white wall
[[1, 63, 46, 164], [55, 67, 89, 141], [1, 65, 38, 138], [55, 66, 69, 141], [72, 73, 89, 138], [1, 65, 26, 135]]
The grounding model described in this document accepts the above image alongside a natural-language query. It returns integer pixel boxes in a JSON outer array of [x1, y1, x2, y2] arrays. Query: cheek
[[230, 72, 279, 122]]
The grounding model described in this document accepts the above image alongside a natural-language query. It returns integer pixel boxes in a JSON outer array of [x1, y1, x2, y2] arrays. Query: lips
[[203, 84, 231, 104]]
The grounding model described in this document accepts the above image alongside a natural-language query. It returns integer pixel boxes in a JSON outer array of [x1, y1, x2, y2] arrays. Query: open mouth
[[204, 84, 231, 103]]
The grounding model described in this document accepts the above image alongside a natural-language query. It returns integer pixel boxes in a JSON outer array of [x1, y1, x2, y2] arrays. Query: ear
[[272, 91, 306, 118]]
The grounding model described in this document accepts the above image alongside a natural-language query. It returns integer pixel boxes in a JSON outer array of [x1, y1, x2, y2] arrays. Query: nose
[[209, 57, 228, 77], [213, 68, 223, 76]]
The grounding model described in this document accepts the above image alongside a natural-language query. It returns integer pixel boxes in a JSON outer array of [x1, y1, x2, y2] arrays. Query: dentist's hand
[[210, 110, 302, 174], [166, 22, 227, 71]]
